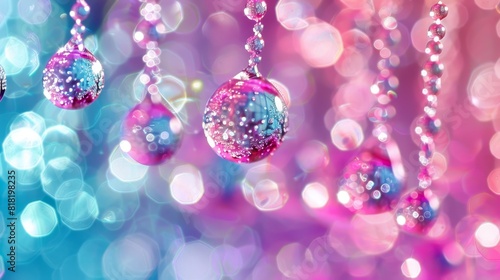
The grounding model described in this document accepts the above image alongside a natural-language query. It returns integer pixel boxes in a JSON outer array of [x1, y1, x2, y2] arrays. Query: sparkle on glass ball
[[0, 65, 6, 101], [395, 189, 438, 234], [337, 148, 403, 214], [203, 76, 289, 163], [121, 97, 182, 165], [244, 0, 267, 22], [43, 43, 104, 109]]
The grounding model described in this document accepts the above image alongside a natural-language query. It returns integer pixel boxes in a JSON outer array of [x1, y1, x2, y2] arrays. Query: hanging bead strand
[[244, 0, 267, 77], [202, 0, 289, 163], [336, 5, 405, 215], [395, 1, 448, 234], [119, 0, 183, 166]]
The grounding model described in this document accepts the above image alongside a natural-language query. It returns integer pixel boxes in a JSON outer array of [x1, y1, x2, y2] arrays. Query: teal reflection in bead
[[20, 201, 58, 237], [41, 157, 84, 200]]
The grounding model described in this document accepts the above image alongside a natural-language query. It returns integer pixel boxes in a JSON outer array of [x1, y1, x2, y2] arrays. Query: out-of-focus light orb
[[191, 79, 204, 93], [10, 111, 46, 135], [276, 0, 311, 30], [170, 164, 205, 205], [102, 234, 160, 280], [160, 0, 184, 33], [0, 1, 12, 27], [173, 241, 222, 280], [296, 141, 329, 172], [42, 125, 81, 162], [3, 127, 43, 170], [302, 182, 329, 209], [401, 258, 421, 279], [0, 36, 30, 75], [330, 119, 364, 151], [350, 213, 399, 255], [490, 132, 500, 159], [299, 20, 343, 67], [487, 168, 500, 195], [276, 243, 306, 278], [109, 146, 149, 184], [442, 242, 465, 266], [41, 157, 83, 200], [468, 63, 500, 110], [213, 245, 244, 277], [242, 164, 288, 211], [58, 189, 99, 231], [18, 0, 52, 25], [475, 222, 500, 248], [475, 0, 498, 10], [157, 75, 188, 113], [20, 201, 58, 237], [78, 238, 108, 279]]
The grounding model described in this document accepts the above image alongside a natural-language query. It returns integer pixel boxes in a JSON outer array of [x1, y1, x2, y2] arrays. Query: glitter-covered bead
[[337, 142, 404, 214], [120, 96, 182, 165], [430, 2, 449, 20], [203, 77, 288, 163], [42, 42, 104, 109], [395, 189, 439, 234]]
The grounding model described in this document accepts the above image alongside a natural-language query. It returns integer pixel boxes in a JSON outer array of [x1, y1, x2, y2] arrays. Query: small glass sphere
[[395, 189, 438, 234], [0, 65, 6, 101], [244, 0, 267, 22], [203, 76, 289, 163], [430, 2, 448, 20], [427, 23, 446, 40], [43, 43, 104, 109], [422, 60, 444, 79], [415, 115, 441, 136], [120, 96, 182, 165], [425, 40, 443, 55], [423, 77, 441, 95], [337, 148, 403, 214], [70, 0, 90, 22]]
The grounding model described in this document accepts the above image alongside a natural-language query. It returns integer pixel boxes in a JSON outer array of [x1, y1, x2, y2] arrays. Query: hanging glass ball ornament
[[203, 75, 288, 163], [120, 95, 183, 165]]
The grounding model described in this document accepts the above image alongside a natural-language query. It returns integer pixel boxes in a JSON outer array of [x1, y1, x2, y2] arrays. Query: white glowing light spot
[[169, 117, 182, 134], [401, 258, 421, 279], [146, 133, 155, 142], [92, 60, 103, 73], [337, 190, 351, 205], [207, 135, 216, 148], [134, 31, 145, 42], [302, 182, 329, 208], [119, 140, 131, 153], [396, 215, 406, 226], [275, 96, 284, 112], [475, 222, 500, 248]]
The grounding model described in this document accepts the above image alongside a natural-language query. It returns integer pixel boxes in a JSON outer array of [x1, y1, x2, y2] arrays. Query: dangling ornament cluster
[[0, 65, 6, 101], [42, 0, 104, 110], [119, 0, 182, 166], [337, 5, 405, 214], [202, 0, 289, 163], [395, 1, 448, 234]]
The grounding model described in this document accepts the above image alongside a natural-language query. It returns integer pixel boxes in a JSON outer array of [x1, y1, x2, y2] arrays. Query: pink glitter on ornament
[[120, 96, 182, 165], [203, 76, 288, 163]]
